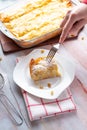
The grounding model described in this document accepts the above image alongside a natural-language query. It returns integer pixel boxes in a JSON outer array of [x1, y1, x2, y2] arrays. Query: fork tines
[[46, 46, 58, 63]]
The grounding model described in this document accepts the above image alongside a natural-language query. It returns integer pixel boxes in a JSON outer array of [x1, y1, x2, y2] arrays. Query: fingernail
[[59, 39, 62, 44], [67, 34, 75, 38]]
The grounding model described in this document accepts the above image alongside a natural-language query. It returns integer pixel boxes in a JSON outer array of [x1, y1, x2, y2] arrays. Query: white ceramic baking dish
[[0, 0, 79, 48]]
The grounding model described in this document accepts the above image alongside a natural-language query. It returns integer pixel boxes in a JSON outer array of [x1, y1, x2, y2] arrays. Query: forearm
[[59, 3, 87, 43], [80, 0, 87, 4]]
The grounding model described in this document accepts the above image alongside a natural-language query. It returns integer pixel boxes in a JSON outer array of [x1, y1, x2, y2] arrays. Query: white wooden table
[[0, 0, 87, 130]]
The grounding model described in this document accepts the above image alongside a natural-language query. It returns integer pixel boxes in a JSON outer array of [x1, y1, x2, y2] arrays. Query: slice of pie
[[29, 57, 61, 81]]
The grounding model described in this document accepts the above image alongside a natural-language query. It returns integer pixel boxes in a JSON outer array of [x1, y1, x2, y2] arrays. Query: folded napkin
[[22, 89, 76, 121], [16, 57, 76, 121]]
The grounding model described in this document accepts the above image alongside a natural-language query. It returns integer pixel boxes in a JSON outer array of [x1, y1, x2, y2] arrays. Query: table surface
[[0, 0, 87, 130], [1, 42, 87, 130]]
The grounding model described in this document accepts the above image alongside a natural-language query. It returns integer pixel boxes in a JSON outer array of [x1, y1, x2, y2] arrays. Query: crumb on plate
[[50, 90, 54, 96], [39, 85, 44, 89], [41, 50, 45, 53], [47, 83, 51, 88]]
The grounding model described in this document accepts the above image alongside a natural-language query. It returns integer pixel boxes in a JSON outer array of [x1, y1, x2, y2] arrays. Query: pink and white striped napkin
[[16, 57, 76, 121], [21, 88, 76, 121]]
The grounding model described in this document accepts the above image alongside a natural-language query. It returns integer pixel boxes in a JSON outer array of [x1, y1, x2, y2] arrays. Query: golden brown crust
[[29, 57, 61, 81]]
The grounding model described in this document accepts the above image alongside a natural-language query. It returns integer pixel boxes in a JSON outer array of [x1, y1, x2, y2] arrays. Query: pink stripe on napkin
[[16, 57, 76, 121]]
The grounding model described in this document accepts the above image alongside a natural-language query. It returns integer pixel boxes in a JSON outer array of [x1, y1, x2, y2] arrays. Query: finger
[[69, 18, 87, 37], [60, 10, 71, 28], [59, 13, 78, 43]]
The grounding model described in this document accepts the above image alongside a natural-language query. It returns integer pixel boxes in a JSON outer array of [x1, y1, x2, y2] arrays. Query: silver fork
[[71, 0, 81, 5], [46, 43, 60, 63]]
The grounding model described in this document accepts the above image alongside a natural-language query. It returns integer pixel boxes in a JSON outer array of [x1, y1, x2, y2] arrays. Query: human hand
[[59, 3, 87, 43]]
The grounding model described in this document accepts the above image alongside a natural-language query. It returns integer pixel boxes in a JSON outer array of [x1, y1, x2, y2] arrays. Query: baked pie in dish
[[29, 57, 61, 81], [0, 0, 72, 41]]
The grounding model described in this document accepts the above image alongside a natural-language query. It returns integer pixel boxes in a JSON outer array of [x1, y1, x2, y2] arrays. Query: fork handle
[[71, 0, 81, 5], [53, 43, 60, 50]]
